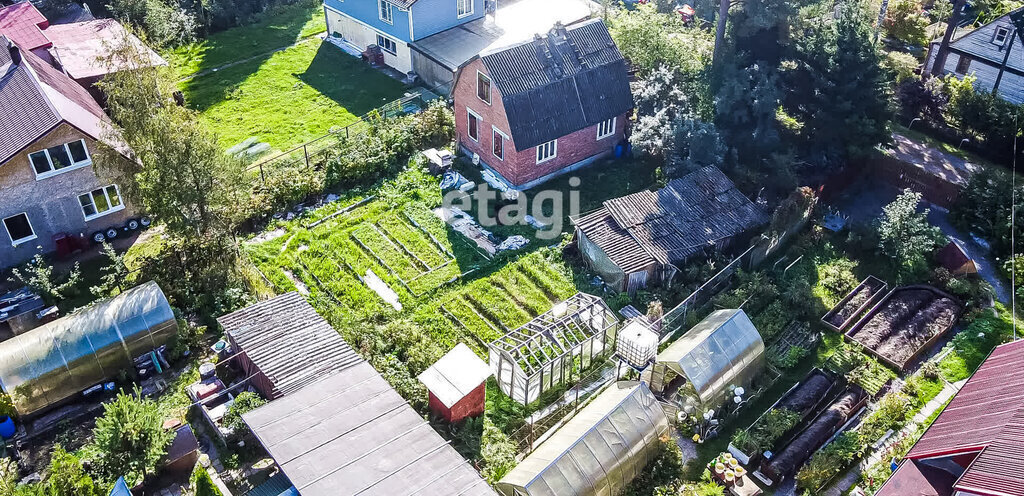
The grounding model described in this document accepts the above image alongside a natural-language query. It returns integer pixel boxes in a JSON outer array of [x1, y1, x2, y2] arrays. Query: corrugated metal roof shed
[[218, 292, 362, 398], [242, 361, 496, 496], [575, 167, 767, 273], [417, 343, 491, 409], [479, 18, 632, 150]]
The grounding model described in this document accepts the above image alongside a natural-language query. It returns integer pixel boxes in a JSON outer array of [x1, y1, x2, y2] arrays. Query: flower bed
[[821, 276, 887, 332], [846, 285, 962, 372]]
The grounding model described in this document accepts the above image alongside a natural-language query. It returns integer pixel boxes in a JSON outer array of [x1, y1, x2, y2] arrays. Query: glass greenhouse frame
[[0, 281, 177, 415], [489, 293, 621, 405], [495, 381, 669, 496], [648, 309, 764, 407]]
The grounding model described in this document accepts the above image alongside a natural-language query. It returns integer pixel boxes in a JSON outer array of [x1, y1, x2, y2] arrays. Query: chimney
[[7, 40, 21, 66]]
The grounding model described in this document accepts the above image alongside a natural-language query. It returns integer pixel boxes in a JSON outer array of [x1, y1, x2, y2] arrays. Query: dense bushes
[[325, 101, 454, 188], [950, 165, 1024, 261], [795, 431, 862, 493]]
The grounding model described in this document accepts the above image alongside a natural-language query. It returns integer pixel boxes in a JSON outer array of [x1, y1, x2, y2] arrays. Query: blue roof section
[[245, 473, 298, 496], [109, 477, 131, 496]]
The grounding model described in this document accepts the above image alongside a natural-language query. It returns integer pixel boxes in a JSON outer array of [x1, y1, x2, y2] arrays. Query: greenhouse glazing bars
[[489, 293, 621, 405]]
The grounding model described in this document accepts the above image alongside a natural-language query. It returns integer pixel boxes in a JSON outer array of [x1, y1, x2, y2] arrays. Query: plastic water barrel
[[614, 143, 624, 158], [0, 416, 16, 439]]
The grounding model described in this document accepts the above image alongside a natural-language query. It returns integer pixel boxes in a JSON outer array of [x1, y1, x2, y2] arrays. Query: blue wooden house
[[324, 0, 597, 90], [324, 0, 485, 77]]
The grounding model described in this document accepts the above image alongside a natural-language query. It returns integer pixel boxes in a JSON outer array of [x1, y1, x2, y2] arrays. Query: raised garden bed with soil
[[845, 285, 962, 372], [821, 276, 888, 332], [757, 385, 868, 484], [729, 368, 842, 464]]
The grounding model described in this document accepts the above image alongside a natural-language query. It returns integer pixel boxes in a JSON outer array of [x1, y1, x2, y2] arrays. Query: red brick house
[[452, 19, 633, 190]]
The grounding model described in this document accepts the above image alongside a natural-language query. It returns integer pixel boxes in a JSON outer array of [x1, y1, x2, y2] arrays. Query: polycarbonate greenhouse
[[0, 281, 177, 415], [495, 381, 669, 496], [489, 293, 621, 405], [648, 309, 764, 407]]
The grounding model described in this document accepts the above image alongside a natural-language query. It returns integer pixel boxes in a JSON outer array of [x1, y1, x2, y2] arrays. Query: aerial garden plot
[[244, 173, 578, 353]]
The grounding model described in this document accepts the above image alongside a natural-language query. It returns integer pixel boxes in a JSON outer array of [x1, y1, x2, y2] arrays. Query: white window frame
[[2, 212, 36, 247], [994, 26, 1010, 45], [492, 126, 508, 161], [79, 184, 125, 221], [596, 117, 616, 140], [466, 108, 482, 142], [457, 0, 473, 18], [376, 34, 397, 55], [476, 71, 491, 105], [378, 0, 394, 24], [28, 139, 92, 180], [536, 139, 557, 164]]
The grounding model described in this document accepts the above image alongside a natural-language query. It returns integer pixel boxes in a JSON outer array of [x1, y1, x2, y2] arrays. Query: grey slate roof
[[576, 167, 768, 272], [243, 361, 496, 496], [479, 18, 633, 151], [1, 36, 112, 165], [946, 9, 1024, 73], [218, 292, 362, 398]]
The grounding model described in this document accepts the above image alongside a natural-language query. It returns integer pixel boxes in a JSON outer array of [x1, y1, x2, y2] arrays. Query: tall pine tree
[[794, 1, 893, 168]]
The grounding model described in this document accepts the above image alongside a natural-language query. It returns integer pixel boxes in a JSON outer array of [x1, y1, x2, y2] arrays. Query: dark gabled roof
[[577, 167, 767, 270], [243, 362, 496, 496], [0, 36, 115, 165], [479, 18, 632, 151], [575, 207, 658, 274], [943, 8, 1024, 73], [218, 292, 363, 398]]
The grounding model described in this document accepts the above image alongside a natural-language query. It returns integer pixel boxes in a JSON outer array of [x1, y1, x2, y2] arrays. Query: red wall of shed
[[428, 382, 486, 423]]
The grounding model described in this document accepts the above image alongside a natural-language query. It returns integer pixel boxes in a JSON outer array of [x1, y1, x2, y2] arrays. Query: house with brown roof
[[573, 166, 767, 293], [452, 19, 633, 189], [876, 338, 1024, 496], [0, 1, 165, 99], [1, 37, 139, 268]]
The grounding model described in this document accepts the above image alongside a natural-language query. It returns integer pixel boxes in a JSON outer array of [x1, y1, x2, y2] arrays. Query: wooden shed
[[417, 343, 492, 423]]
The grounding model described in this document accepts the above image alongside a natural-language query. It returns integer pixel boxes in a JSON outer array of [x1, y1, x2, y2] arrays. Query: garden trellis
[[489, 293, 621, 405]]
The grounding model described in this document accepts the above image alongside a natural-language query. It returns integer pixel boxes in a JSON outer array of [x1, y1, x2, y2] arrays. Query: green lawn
[[181, 38, 407, 150], [166, 0, 328, 80]]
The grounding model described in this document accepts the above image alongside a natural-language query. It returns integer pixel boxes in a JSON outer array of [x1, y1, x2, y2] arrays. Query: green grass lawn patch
[[182, 39, 407, 150], [166, 0, 327, 79]]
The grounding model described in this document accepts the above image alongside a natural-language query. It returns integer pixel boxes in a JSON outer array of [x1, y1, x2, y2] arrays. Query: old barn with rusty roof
[[877, 338, 1024, 496], [574, 166, 767, 293]]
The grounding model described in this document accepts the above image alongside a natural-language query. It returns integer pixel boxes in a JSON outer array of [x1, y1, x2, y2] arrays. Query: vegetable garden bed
[[758, 384, 868, 484], [821, 275, 887, 332], [846, 285, 962, 372]]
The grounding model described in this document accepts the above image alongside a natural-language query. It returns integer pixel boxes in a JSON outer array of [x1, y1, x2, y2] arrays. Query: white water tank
[[616, 319, 659, 370]]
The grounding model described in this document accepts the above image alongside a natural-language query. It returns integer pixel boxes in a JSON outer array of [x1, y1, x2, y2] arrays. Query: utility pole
[[931, 0, 968, 75]]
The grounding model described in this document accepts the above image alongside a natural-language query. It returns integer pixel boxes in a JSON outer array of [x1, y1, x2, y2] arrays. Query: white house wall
[[324, 6, 413, 74]]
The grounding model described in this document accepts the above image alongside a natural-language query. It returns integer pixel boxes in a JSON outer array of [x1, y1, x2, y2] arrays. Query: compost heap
[[849, 288, 959, 367], [763, 390, 861, 480], [777, 373, 834, 415], [826, 279, 884, 327]]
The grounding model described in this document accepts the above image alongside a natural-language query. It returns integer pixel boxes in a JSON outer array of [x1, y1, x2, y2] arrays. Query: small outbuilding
[[243, 361, 496, 496], [574, 166, 767, 293], [495, 381, 669, 496], [646, 309, 765, 408], [217, 292, 363, 399], [489, 293, 621, 405], [936, 240, 978, 276], [418, 343, 492, 422]]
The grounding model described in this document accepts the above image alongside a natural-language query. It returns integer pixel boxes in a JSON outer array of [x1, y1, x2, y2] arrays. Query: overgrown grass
[[181, 39, 407, 149], [166, 0, 327, 79]]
